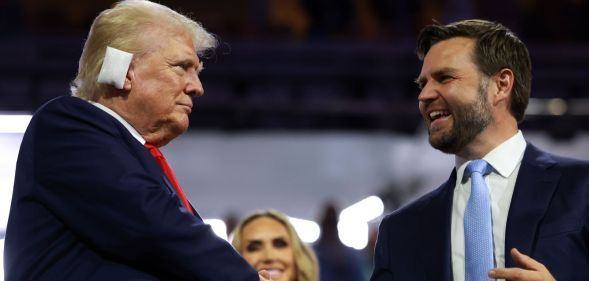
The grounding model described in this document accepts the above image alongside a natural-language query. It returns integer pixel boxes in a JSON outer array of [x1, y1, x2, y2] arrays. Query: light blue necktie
[[464, 159, 494, 281]]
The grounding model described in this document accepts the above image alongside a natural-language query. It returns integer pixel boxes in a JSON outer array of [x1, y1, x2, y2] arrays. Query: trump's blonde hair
[[71, 0, 217, 100]]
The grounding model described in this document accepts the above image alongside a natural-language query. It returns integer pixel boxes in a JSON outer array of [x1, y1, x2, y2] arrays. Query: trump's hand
[[488, 248, 556, 281], [259, 270, 272, 281]]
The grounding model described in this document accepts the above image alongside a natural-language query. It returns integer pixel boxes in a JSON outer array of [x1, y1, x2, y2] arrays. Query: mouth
[[177, 103, 193, 114], [427, 109, 452, 128], [260, 268, 284, 279], [428, 110, 450, 121]]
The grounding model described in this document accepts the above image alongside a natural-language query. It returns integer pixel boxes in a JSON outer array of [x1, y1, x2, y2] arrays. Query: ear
[[123, 63, 134, 91], [492, 68, 514, 105]]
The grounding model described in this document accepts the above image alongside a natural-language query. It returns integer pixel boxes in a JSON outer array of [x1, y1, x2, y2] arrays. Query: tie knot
[[144, 143, 163, 158], [465, 159, 492, 178]]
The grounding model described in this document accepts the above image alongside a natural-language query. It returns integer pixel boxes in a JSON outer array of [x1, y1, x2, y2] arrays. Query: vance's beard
[[428, 79, 493, 154]]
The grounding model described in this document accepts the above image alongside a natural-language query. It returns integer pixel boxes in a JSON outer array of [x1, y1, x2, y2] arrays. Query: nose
[[260, 246, 277, 263], [417, 83, 438, 103], [417, 82, 440, 114], [185, 71, 204, 97]]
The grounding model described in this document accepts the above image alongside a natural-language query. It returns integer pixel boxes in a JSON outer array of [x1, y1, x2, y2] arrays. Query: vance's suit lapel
[[504, 144, 560, 267], [419, 170, 456, 281]]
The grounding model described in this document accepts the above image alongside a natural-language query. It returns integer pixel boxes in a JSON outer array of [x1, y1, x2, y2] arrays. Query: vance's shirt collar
[[455, 130, 527, 183]]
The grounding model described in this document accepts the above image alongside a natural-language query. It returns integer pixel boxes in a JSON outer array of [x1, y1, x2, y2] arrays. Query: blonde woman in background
[[232, 210, 319, 281]]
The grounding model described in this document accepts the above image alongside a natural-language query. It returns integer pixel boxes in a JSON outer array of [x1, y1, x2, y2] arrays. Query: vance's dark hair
[[417, 19, 531, 122]]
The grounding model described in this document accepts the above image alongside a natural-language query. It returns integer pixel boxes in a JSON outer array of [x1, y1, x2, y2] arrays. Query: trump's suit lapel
[[419, 171, 456, 281], [161, 175, 203, 220], [504, 144, 560, 267], [112, 118, 204, 220]]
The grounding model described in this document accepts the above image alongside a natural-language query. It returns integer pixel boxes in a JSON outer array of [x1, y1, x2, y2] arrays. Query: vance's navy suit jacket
[[4, 96, 259, 281], [371, 144, 589, 281]]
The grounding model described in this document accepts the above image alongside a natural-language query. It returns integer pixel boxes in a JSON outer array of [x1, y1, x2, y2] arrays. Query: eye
[[245, 241, 262, 252], [177, 63, 190, 70], [172, 64, 186, 73], [272, 238, 288, 249], [439, 75, 454, 83], [172, 60, 196, 72]]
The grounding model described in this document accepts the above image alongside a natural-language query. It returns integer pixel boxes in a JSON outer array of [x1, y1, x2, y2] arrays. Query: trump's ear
[[123, 64, 134, 91], [97, 46, 133, 90]]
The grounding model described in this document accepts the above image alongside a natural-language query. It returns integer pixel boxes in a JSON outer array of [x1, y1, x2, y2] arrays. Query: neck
[[142, 130, 174, 147], [457, 118, 518, 160], [96, 95, 173, 147]]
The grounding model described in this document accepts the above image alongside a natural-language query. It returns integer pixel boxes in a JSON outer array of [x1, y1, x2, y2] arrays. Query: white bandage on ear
[[97, 46, 133, 89]]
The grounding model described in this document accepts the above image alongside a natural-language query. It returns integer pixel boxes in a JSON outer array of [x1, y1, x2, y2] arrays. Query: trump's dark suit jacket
[[4, 96, 259, 281], [371, 144, 589, 281]]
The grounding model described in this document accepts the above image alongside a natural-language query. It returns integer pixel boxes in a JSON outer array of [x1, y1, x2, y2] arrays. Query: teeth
[[267, 269, 283, 279], [429, 111, 449, 120]]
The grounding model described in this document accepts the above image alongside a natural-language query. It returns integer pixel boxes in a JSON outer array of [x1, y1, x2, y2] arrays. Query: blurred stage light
[[204, 219, 228, 241], [0, 238, 4, 281], [339, 195, 384, 223], [337, 195, 384, 250], [337, 219, 369, 250], [288, 217, 320, 243], [547, 98, 567, 116], [0, 178, 12, 240], [0, 114, 31, 133]]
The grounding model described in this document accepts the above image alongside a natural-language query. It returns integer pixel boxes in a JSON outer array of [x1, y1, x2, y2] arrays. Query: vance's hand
[[488, 248, 556, 281]]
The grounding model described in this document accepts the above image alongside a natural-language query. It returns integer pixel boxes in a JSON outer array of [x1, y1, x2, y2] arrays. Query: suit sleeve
[[32, 101, 258, 281], [371, 218, 395, 281]]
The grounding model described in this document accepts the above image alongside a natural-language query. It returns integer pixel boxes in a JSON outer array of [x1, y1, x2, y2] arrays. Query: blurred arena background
[[1, 0, 589, 279]]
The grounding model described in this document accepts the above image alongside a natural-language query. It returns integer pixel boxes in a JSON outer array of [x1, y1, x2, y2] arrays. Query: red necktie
[[144, 143, 194, 214]]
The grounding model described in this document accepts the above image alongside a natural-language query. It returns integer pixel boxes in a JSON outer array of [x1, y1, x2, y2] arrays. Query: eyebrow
[[246, 236, 287, 244], [174, 57, 204, 73], [414, 76, 426, 87], [415, 67, 458, 87], [175, 58, 195, 66]]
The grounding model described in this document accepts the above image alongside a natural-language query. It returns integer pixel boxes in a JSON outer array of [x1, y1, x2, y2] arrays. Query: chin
[[157, 124, 188, 146], [171, 118, 190, 133]]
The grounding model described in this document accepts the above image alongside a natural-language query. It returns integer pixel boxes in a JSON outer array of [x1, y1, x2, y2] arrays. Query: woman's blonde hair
[[231, 209, 319, 281], [71, 0, 217, 100]]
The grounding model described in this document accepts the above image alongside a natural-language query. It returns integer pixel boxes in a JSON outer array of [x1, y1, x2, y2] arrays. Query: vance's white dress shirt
[[451, 131, 527, 281]]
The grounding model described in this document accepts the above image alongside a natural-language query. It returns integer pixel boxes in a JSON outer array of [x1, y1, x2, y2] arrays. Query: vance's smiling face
[[416, 37, 493, 155], [240, 217, 297, 281]]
